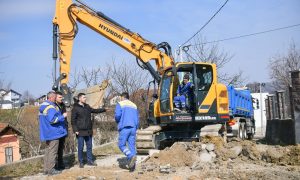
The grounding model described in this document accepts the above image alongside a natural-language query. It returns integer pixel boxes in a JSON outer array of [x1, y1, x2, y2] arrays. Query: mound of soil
[[148, 143, 195, 167]]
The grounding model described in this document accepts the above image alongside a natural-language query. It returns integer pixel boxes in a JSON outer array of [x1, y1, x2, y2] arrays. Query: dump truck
[[225, 85, 256, 140]]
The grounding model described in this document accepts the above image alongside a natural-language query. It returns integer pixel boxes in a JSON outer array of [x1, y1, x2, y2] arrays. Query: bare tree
[[81, 67, 102, 88], [182, 36, 245, 86], [69, 68, 82, 89], [22, 90, 35, 105], [269, 41, 300, 90], [102, 58, 150, 95]]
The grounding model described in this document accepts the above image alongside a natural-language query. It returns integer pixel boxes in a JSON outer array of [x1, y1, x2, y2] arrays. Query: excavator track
[[136, 125, 162, 154]]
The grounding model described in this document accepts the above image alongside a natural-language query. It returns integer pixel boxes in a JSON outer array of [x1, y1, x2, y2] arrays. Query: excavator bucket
[[73, 80, 109, 108]]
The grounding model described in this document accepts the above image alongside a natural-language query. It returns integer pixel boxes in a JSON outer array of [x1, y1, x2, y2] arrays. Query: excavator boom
[[53, 0, 174, 105]]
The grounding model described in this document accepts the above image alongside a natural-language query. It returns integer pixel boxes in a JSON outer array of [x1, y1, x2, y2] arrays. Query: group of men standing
[[39, 91, 139, 175]]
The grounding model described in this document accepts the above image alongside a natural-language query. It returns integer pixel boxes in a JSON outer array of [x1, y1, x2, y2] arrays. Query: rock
[[89, 176, 96, 180], [191, 162, 204, 170], [199, 151, 213, 163], [209, 151, 217, 158], [206, 143, 215, 152], [159, 164, 171, 174], [77, 176, 83, 180], [142, 162, 157, 172], [201, 144, 207, 150], [138, 171, 144, 174], [149, 150, 160, 157], [229, 145, 242, 159], [98, 177, 105, 180]]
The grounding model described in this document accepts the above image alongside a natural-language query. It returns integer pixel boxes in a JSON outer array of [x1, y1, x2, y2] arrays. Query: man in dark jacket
[[71, 93, 106, 168], [55, 91, 68, 170]]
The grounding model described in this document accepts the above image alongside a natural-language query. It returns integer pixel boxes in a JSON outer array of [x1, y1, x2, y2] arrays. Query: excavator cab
[[153, 62, 229, 124]]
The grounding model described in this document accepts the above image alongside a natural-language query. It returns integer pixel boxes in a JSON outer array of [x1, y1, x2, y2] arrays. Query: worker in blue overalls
[[174, 73, 193, 111], [115, 92, 139, 171]]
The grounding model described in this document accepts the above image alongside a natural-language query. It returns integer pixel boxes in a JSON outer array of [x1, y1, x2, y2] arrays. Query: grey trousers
[[44, 139, 59, 172]]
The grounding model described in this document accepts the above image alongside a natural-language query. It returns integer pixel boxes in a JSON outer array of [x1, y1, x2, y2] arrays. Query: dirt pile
[[141, 136, 300, 176], [147, 142, 195, 167]]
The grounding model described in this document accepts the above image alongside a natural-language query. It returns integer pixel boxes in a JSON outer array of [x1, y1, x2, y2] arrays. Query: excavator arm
[[52, 0, 175, 106]]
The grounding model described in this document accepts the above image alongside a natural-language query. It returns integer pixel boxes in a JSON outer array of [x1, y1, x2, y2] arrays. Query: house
[[0, 89, 22, 109], [0, 123, 22, 165], [35, 95, 46, 106]]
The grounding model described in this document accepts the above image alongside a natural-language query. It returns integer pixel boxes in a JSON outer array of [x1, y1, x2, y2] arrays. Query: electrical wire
[[181, 0, 229, 46], [190, 23, 300, 46]]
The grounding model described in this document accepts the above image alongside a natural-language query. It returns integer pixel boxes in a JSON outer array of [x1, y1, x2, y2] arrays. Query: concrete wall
[[265, 119, 295, 145]]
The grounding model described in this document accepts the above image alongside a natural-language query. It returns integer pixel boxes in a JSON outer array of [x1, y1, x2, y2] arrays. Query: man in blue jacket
[[115, 92, 139, 171], [174, 73, 193, 111], [39, 91, 67, 175]]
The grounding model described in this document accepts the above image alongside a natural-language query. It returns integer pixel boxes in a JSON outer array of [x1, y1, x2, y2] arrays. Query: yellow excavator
[[52, 0, 230, 153]]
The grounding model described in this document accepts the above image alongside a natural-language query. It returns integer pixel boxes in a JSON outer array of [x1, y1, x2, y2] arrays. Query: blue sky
[[0, 0, 299, 97]]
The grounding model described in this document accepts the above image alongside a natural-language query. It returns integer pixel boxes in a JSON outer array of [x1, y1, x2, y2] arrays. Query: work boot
[[129, 163, 136, 172], [47, 169, 61, 176], [128, 155, 137, 169], [79, 163, 84, 168]]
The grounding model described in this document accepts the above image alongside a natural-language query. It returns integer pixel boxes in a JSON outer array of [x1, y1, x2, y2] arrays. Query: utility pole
[[259, 82, 265, 135]]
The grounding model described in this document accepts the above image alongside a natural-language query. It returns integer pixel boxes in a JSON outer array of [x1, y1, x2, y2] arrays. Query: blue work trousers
[[174, 95, 186, 108], [77, 135, 93, 164], [118, 127, 136, 160]]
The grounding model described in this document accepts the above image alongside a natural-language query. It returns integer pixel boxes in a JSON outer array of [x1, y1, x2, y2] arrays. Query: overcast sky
[[0, 0, 299, 97]]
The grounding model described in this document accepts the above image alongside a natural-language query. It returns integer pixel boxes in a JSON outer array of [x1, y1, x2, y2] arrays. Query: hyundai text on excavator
[[52, 0, 230, 153]]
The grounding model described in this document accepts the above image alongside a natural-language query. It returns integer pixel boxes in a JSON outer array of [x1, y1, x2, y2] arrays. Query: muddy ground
[[19, 136, 300, 180]]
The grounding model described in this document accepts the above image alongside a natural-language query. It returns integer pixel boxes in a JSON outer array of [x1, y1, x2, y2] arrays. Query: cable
[[190, 23, 300, 46], [181, 0, 229, 46]]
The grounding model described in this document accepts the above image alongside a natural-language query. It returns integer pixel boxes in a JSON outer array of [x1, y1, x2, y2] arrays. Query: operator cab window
[[197, 65, 212, 91]]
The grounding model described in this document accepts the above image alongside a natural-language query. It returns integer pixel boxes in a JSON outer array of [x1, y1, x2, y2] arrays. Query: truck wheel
[[247, 127, 254, 140], [238, 122, 246, 140]]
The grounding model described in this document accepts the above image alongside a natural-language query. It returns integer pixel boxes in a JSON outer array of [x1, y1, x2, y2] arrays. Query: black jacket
[[71, 103, 106, 136], [56, 102, 68, 129]]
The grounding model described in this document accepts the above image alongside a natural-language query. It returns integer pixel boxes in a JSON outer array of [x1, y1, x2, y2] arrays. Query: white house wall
[[251, 93, 269, 136]]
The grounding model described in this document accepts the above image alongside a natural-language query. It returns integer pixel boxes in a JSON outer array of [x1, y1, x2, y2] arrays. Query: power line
[[181, 0, 229, 46], [190, 23, 300, 46]]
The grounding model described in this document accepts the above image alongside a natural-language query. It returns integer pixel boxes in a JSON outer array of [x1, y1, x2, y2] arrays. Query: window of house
[[5, 147, 13, 163]]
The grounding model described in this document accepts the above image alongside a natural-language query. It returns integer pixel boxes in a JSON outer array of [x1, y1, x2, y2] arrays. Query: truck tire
[[238, 122, 246, 140], [247, 127, 254, 140]]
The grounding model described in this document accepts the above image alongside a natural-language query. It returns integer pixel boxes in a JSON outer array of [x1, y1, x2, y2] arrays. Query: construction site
[[0, 0, 300, 179]]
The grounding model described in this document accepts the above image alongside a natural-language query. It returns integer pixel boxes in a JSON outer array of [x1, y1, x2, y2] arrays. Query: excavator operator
[[174, 73, 194, 112]]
